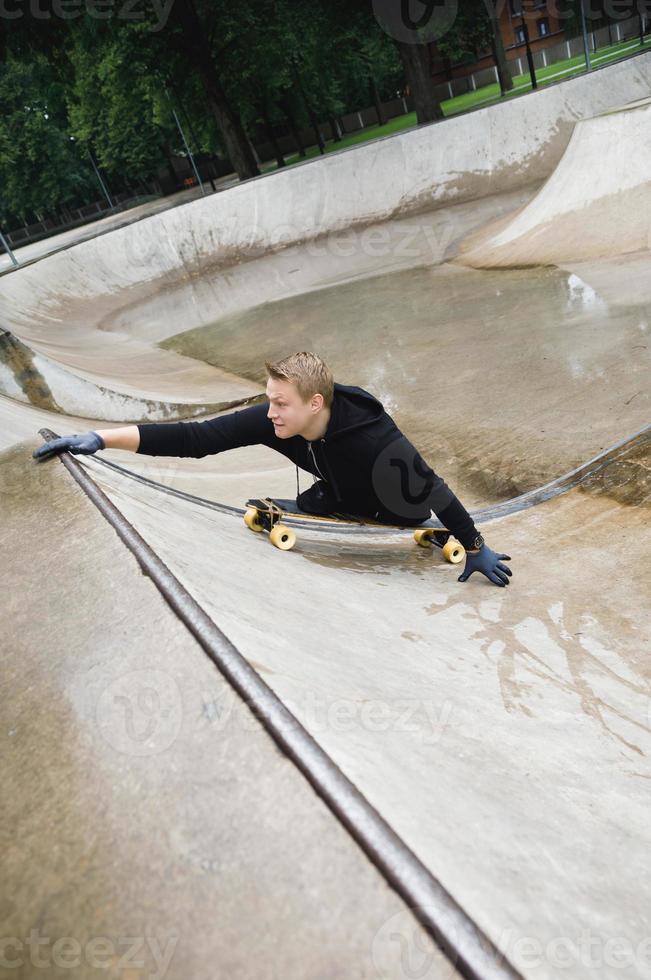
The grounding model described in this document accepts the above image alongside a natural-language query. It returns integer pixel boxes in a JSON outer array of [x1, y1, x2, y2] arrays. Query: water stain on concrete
[[0, 330, 63, 412]]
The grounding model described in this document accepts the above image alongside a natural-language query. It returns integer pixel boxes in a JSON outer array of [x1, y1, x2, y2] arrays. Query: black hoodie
[[136, 382, 478, 544]]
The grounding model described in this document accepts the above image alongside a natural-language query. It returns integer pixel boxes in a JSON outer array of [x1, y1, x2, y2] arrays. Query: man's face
[[266, 378, 321, 439]]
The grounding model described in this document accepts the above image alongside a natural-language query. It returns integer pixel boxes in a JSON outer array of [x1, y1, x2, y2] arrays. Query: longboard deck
[[243, 497, 465, 561], [246, 497, 448, 532]]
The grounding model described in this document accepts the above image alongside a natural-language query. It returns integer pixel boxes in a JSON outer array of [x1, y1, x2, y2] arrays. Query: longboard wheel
[[270, 524, 296, 551], [442, 540, 465, 564], [244, 507, 264, 532], [414, 529, 434, 548]]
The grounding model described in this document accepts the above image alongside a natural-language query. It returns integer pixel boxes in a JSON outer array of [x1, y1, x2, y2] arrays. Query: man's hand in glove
[[458, 544, 512, 588], [32, 432, 105, 461]]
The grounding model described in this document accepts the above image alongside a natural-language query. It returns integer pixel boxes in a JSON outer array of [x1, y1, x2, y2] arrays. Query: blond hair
[[265, 351, 334, 409]]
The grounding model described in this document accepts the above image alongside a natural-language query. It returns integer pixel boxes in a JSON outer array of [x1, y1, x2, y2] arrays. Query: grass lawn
[[260, 35, 651, 174]]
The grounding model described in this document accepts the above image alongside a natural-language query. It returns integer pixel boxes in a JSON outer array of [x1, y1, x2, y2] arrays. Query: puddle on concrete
[[473, 593, 651, 760], [296, 540, 450, 577]]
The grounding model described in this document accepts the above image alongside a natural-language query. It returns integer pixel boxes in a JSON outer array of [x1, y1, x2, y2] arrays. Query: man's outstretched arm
[[32, 403, 272, 461], [31, 427, 138, 460], [98, 426, 140, 451], [136, 402, 272, 457]]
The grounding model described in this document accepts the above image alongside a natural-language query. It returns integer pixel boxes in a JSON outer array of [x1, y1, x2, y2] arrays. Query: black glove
[[32, 431, 105, 461], [458, 544, 512, 588]]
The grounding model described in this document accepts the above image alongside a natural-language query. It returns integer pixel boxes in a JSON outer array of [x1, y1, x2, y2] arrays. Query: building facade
[[431, 0, 566, 84]]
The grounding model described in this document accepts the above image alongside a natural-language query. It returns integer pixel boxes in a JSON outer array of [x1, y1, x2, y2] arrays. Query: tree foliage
[[66, 23, 173, 178], [0, 0, 512, 225], [0, 55, 94, 223]]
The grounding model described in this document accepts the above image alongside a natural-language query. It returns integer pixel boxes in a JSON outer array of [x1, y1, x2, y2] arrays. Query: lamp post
[[579, 0, 592, 70], [155, 70, 207, 195], [0, 228, 18, 267], [70, 137, 115, 210], [520, 6, 538, 90], [170, 105, 205, 196], [163, 86, 205, 196], [86, 144, 115, 210]]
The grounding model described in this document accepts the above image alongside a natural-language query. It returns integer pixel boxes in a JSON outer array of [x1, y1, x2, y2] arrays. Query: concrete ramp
[[64, 432, 650, 980], [0, 329, 262, 422], [456, 98, 651, 269]]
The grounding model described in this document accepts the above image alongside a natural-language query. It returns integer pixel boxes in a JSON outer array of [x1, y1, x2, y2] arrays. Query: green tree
[[66, 24, 173, 181], [164, 0, 260, 178], [0, 55, 94, 225]]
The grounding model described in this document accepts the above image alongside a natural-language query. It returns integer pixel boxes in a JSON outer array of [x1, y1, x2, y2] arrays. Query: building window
[[515, 26, 526, 44], [510, 0, 523, 15], [538, 18, 550, 35]]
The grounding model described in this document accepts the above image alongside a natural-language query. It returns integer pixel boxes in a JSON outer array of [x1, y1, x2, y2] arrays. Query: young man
[[33, 351, 512, 587]]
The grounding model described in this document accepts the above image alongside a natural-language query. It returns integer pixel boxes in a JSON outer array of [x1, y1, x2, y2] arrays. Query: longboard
[[244, 497, 465, 563]]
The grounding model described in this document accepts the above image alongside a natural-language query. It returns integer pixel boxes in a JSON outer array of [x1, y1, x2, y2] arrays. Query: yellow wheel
[[244, 507, 264, 532], [414, 529, 434, 548], [442, 540, 465, 564], [269, 524, 296, 551]]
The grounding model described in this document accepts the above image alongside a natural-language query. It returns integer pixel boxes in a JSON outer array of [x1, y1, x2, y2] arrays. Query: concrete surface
[[2, 50, 651, 980], [1, 441, 462, 980], [0, 328, 260, 423], [457, 97, 651, 268], [0, 181, 240, 274], [76, 436, 650, 980]]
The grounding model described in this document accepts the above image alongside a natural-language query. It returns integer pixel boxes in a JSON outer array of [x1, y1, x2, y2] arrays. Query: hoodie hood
[[322, 382, 385, 441], [301, 382, 393, 504]]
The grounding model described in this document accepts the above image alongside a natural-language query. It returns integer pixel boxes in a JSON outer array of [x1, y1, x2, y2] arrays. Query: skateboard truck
[[244, 498, 297, 551]]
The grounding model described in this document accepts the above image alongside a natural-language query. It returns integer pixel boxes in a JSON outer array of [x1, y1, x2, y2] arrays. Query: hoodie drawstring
[[295, 463, 318, 499]]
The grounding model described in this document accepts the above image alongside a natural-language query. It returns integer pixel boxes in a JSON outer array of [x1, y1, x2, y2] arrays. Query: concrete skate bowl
[[456, 96, 651, 269], [1, 53, 651, 438], [5, 53, 651, 980]]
